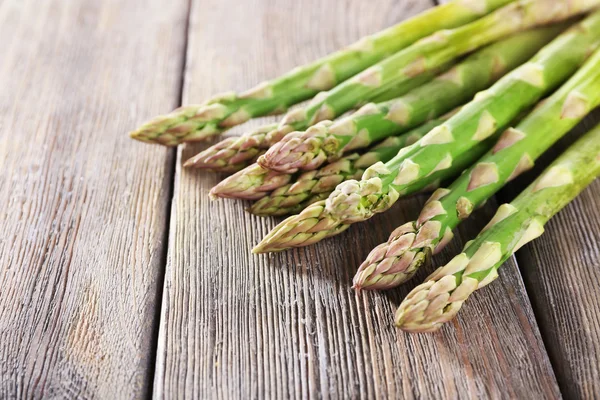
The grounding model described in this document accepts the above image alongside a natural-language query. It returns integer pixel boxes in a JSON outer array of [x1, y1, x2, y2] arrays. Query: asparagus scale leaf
[[131, 0, 514, 146], [354, 44, 600, 290], [396, 122, 600, 332], [253, 11, 600, 253], [259, 25, 565, 174]]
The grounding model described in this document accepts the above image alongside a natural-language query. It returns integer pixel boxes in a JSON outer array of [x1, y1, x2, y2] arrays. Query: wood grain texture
[[155, 0, 561, 398], [501, 114, 600, 399], [0, 0, 187, 397]]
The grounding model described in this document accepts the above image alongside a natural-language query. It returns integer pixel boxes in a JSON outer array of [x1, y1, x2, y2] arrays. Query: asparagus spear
[[184, 69, 442, 171], [130, 0, 514, 146], [396, 122, 600, 333], [248, 118, 450, 216], [183, 123, 278, 173], [209, 163, 292, 200], [258, 26, 565, 174], [252, 12, 600, 253], [255, 0, 597, 163], [354, 46, 600, 290]]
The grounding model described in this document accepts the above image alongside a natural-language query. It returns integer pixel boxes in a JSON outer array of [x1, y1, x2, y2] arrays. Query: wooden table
[[1, 0, 599, 398]]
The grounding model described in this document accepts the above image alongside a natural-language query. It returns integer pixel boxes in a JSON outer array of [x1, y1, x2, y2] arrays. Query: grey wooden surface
[[0, 0, 599, 398], [0, 0, 187, 397]]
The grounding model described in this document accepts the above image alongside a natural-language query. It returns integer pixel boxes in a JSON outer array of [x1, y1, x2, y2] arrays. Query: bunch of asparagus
[[130, 0, 600, 333]]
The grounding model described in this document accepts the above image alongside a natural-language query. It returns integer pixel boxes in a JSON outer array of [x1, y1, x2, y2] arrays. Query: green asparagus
[[252, 12, 600, 253], [131, 0, 514, 146], [184, 0, 592, 171], [396, 122, 600, 332], [185, 69, 442, 171], [255, 0, 597, 161], [354, 46, 600, 290], [250, 118, 449, 216], [209, 163, 292, 200], [184, 124, 278, 173], [258, 26, 565, 173]]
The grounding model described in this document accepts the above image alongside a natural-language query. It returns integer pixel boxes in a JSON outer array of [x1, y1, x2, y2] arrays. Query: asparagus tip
[[128, 130, 148, 143], [251, 242, 268, 254], [183, 157, 196, 168], [183, 153, 221, 170], [208, 189, 220, 200]]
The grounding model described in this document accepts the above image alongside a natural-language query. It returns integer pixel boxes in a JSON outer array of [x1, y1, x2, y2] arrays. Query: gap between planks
[[146, 0, 195, 396]]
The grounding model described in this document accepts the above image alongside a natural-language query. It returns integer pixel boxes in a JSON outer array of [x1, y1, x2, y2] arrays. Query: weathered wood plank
[[0, 0, 188, 397], [155, 0, 561, 398], [501, 114, 600, 399]]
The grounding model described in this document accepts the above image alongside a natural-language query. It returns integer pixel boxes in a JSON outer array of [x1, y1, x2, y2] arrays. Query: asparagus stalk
[[209, 163, 292, 200], [250, 118, 449, 216], [258, 26, 565, 174], [252, 12, 600, 253], [184, 123, 278, 173], [184, 69, 442, 171], [396, 122, 600, 332], [255, 0, 597, 162], [354, 46, 600, 290], [130, 0, 514, 146]]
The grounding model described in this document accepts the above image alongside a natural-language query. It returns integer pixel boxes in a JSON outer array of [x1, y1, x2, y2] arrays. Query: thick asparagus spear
[[258, 26, 564, 174], [249, 118, 449, 215], [396, 123, 600, 333], [255, 0, 597, 161], [130, 0, 514, 146], [252, 12, 600, 253], [354, 46, 600, 290], [184, 69, 442, 171]]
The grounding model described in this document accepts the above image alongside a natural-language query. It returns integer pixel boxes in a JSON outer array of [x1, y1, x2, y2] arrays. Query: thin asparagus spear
[[130, 0, 514, 146], [258, 26, 565, 173], [354, 46, 600, 290], [396, 122, 600, 333], [209, 163, 291, 200], [256, 0, 597, 161], [183, 123, 278, 173], [185, 68, 442, 171], [249, 118, 450, 216], [252, 12, 600, 253]]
